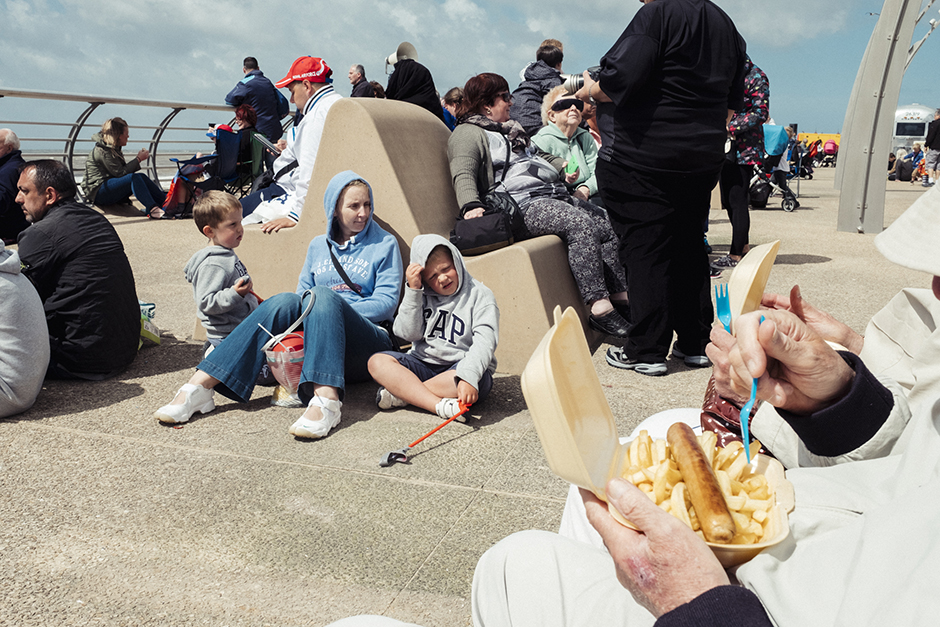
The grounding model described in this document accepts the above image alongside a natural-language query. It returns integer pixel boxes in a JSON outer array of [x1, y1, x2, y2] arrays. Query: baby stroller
[[751, 124, 799, 212], [819, 139, 838, 167], [788, 140, 815, 180]]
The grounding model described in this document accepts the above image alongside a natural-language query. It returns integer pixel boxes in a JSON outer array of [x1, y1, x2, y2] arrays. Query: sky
[[2, 0, 939, 141]]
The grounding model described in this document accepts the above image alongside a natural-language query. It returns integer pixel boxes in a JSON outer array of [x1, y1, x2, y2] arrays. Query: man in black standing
[[225, 56, 289, 142], [577, 0, 746, 376], [348, 64, 375, 98]]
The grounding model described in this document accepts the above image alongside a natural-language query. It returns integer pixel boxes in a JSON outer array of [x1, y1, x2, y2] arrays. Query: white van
[[894, 103, 935, 154]]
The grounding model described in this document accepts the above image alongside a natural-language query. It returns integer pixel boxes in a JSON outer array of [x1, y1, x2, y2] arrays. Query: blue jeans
[[95, 173, 167, 213], [197, 288, 394, 403]]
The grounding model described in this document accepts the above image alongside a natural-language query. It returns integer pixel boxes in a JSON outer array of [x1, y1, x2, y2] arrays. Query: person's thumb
[[606, 478, 675, 538]]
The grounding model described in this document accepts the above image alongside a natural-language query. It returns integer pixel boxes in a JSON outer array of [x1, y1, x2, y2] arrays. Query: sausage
[[666, 422, 736, 544]]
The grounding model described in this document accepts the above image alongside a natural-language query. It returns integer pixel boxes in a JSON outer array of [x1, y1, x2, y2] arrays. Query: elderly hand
[[562, 162, 580, 185], [707, 309, 855, 415], [583, 479, 729, 617], [260, 217, 296, 234], [761, 285, 863, 354], [573, 185, 591, 202]]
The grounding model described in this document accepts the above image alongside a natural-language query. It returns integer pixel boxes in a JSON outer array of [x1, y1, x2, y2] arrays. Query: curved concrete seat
[[217, 97, 596, 374]]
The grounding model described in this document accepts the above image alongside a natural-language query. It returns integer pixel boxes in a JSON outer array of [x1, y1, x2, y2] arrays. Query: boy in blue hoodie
[[184, 191, 259, 353], [368, 234, 499, 421]]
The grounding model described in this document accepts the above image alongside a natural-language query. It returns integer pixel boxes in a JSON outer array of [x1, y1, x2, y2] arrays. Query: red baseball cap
[[275, 57, 333, 88]]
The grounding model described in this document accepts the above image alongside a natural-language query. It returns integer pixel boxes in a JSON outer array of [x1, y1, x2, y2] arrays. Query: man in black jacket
[[924, 108, 940, 186], [348, 64, 375, 98], [0, 129, 28, 244], [15, 160, 139, 379]]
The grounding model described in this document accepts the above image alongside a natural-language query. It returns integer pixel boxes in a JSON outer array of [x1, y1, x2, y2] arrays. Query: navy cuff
[[656, 586, 771, 627], [777, 352, 894, 457]]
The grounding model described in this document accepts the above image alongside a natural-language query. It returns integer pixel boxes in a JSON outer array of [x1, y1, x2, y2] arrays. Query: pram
[[749, 125, 799, 212], [788, 140, 815, 179]]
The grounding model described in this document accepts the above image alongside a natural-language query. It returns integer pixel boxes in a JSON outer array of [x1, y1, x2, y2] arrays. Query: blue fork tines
[[714, 284, 732, 333]]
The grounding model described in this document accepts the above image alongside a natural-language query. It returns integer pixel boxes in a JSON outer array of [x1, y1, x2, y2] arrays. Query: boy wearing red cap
[[241, 57, 341, 234]]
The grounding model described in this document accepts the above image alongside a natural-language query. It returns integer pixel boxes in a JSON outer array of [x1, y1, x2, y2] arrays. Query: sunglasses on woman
[[551, 98, 584, 112], [497, 92, 514, 103]]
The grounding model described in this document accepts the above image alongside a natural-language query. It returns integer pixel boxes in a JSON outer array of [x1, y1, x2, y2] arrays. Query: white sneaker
[[289, 396, 342, 439], [435, 398, 466, 423], [376, 387, 407, 410], [154, 383, 215, 424]]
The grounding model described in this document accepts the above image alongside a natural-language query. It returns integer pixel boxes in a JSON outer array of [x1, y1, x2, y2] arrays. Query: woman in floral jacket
[[711, 56, 769, 272]]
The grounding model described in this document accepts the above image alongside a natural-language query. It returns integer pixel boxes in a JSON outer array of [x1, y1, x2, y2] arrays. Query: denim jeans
[[197, 288, 394, 403], [94, 173, 167, 213]]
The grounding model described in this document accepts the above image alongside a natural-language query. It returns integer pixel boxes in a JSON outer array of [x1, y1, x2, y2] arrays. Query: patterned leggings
[[519, 196, 627, 305]]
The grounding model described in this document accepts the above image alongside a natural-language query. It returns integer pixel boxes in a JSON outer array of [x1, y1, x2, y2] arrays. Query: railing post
[[150, 107, 184, 188], [68, 101, 104, 198]]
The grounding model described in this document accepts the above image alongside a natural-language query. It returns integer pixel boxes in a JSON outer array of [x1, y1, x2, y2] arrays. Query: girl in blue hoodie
[[155, 171, 403, 439]]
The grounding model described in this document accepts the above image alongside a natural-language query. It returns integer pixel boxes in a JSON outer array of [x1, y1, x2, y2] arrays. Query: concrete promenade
[[0, 168, 929, 626]]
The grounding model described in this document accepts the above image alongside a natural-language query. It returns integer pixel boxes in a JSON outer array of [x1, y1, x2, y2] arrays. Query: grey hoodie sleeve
[[455, 300, 499, 389], [193, 261, 247, 316], [392, 286, 427, 343]]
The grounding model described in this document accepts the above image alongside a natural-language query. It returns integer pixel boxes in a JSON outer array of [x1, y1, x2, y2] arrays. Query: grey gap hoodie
[[184, 245, 258, 339], [0, 243, 49, 418], [393, 234, 499, 389]]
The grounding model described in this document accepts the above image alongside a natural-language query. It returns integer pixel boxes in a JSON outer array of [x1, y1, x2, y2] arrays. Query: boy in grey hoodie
[[368, 234, 499, 421], [184, 191, 258, 350]]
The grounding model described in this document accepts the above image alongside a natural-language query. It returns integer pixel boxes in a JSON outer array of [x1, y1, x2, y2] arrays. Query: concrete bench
[[208, 97, 595, 375]]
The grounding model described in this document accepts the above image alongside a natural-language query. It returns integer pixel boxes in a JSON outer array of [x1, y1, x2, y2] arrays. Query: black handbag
[[450, 136, 524, 256]]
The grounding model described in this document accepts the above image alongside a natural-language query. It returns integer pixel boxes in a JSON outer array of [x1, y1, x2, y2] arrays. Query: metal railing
[[0, 88, 239, 193]]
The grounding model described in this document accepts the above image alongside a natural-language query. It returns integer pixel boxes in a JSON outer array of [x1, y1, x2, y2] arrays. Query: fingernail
[[607, 478, 627, 499]]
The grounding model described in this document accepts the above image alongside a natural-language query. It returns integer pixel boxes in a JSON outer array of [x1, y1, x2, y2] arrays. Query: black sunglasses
[[551, 98, 584, 112], [496, 92, 514, 103]]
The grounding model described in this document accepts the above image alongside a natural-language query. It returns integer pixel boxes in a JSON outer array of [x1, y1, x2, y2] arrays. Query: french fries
[[619, 429, 772, 545]]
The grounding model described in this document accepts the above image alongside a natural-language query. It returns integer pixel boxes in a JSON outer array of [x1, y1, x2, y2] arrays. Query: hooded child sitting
[[368, 234, 499, 421]]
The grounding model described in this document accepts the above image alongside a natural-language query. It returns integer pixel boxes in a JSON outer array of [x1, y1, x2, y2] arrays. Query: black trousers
[[719, 161, 752, 256], [597, 159, 716, 362]]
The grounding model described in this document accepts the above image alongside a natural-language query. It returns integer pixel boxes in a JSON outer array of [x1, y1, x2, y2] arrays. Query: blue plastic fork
[[738, 315, 766, 465], [714, 284, 732, 333]]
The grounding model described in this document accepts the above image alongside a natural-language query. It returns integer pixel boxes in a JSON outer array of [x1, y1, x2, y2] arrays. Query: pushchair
[[788, 140, 815, 180], [750, 125, 799, 212], [819, 139, 838, 167], [161, 127, 264, 218]]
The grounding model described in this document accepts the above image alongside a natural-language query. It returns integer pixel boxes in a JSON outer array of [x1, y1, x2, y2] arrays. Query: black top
[[926, 117, 940, 151], [597, 0, 746, 175], [351, 79, 376, 98], [385, 59, 446, 123], [17, 201, 139, 377], [657, 586, 772, 626], [0, 149, 29, 242]]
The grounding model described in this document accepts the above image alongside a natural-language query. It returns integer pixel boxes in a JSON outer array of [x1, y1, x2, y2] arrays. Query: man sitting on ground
[[240, 56, 342, 234], [16, 160, 140, 380]]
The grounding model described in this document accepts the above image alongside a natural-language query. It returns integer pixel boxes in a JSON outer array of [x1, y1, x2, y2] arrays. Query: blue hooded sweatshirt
[[296, 171, 403, 323]]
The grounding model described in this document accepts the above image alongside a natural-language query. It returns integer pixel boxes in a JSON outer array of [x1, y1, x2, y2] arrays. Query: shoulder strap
[[259, 289, 316, 352], [499, 136, 512, 183], [273, 159, 299, 182], [328, 241, 363, 296]]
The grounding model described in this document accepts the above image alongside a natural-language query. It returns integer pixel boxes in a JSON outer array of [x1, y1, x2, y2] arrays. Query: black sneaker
[[605, 347, 667, 376], [590, 309, 631, 338]]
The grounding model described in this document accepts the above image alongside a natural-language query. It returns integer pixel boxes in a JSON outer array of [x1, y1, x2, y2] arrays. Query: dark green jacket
[[81, 132, 141, 202]]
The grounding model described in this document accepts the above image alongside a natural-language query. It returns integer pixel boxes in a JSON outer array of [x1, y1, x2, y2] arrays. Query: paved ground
[[0, 168, 929, 626]]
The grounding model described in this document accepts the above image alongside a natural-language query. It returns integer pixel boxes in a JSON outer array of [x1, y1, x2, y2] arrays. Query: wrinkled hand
[[456, 379, 478, 406], [705, 325, 750, 406], [406, 262, 424, 290], [583, 479, 729, 617], [233, 276, 252, 296], [463, 207, 486, 219], [573, 186, 590, 202], [712, 309, 855, 415], [137, 149, 150, 163], [261, 217, 296, 234], [761, 285, 863, 354]]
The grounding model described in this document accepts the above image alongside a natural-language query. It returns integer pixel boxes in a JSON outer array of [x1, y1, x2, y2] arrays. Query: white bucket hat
[[875, 186, 940, 275]]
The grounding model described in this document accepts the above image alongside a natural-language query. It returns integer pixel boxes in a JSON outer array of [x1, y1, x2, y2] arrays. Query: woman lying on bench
[[154, 170, 402, 440]]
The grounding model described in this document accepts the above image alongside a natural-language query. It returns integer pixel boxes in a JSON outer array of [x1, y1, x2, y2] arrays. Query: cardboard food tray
[[521, 306, 794, 568], [727, 240, 780, 332]]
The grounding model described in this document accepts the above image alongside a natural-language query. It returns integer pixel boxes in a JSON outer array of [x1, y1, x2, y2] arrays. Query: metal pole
[[67, 102, 103, 198], [150, 108, 184, 188], [836, 0, 919, 233]]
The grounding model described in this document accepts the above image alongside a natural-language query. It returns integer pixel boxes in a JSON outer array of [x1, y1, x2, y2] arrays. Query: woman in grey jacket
[[447, 73, 630, 338]]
